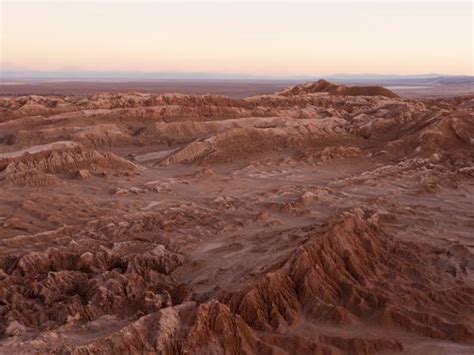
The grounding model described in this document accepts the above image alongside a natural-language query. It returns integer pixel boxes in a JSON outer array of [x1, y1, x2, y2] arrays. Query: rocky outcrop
[[0, 141, 140, 184], [280, 79, 400, 98], [223, 207, 474, 340]]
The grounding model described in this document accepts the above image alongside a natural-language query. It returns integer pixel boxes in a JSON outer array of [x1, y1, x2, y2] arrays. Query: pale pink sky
[[1, 1, 472, 75]]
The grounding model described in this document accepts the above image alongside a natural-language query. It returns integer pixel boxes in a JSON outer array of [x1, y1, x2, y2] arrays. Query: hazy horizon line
[[2, 69, 473, 82]]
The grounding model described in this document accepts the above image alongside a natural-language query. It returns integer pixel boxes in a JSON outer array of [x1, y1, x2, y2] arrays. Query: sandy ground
[[0, 79, 472, 99], [0, 80, 473, 354], [0, 80, 301, 99]]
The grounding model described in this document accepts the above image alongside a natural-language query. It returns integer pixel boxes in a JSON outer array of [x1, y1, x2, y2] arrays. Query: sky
[[0, 1, 472, 77]]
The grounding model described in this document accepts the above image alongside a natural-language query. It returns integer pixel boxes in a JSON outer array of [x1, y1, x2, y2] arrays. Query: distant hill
[[280, 79, 400, 98]]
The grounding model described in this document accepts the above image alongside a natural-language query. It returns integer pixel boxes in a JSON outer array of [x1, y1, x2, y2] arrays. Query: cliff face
[[0, 82, 473, 354]]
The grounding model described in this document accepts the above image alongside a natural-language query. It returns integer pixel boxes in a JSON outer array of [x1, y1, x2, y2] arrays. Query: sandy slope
[[0, 80, 473, 354]]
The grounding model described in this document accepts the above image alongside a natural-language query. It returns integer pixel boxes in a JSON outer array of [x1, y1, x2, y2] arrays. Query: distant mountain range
[[0, 69, 312, 81], [325, 75, 474, 87], [0, 68, 472, 85], [324, 73, 444, 80]]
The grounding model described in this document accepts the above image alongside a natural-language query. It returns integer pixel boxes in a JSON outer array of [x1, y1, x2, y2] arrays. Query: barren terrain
[[1, 77, 472, 99], [0, 80, 473, 354]]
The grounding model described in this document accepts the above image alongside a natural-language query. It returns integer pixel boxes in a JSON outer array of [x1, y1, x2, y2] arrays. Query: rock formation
[[0, 81, 473, 353]]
